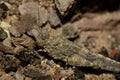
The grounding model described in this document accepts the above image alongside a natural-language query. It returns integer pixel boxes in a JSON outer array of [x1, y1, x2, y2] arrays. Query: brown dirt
[[0, 0, 120, 80]]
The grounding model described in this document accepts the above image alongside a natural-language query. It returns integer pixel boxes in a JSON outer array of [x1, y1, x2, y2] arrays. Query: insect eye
[[39, 28, 50, 40], [41, 32, 49, 40]]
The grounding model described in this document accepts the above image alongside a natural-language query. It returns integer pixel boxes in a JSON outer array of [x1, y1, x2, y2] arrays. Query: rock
[[0, 69, 4, 77], [19, 1, 61, 28], [16, 49, 40, 66], [14, 72, 25, 80], [25, 77, 32, 80], [19, 2, 39, 17], [48, 7, 61, 27], [0, 52, 19, 72], [0, 21, 11, 38], [30, 29, 40, 39], [14, 46, 24, 53], [85, 74, 116, 80], [2, 55, 18, 73], [0, 42, 13, 53], [99, 47, 109, 57], [0, 28, 7, 40], [9, 14, 37, 37], [0, 8, 4, 17], [2, 38, 13, 49], [60, 68, 74, 77], [0, 2, 8, 18], [62, 23, 79, 39], [38, 5, 48, 26], [23, 69, 52, 80], [0, 74, 14, 80], [12, 34, 35, 49], [55, 0, 75, 15], [73, 11, 120, 30], [19, 2, 48, 26]]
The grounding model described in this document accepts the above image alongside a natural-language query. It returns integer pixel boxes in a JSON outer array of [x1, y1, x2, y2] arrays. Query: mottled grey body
[[34, 28, 120, 73]]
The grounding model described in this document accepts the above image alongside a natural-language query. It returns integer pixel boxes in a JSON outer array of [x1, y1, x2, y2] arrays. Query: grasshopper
[[32, 28, 120, 73]]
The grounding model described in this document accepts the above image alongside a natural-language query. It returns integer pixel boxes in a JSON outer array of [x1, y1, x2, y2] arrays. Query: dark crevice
[[38, 51, 67, 67], [57, 0, 120, 25], [54, 0, 77, 24], [78, 67, 112, 75], [15, 49, 40, 67], [38, 50, 114, 75], [76, 0, 120, 13]]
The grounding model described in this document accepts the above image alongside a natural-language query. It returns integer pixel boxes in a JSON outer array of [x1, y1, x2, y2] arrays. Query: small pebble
[[25, 77, 32, 80]]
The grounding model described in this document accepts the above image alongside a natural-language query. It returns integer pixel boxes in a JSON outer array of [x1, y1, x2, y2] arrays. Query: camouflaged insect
[[33, 28, 120, 73]]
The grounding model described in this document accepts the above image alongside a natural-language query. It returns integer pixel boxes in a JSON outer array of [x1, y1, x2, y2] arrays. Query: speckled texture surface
[[0, 0, 120, 80]]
